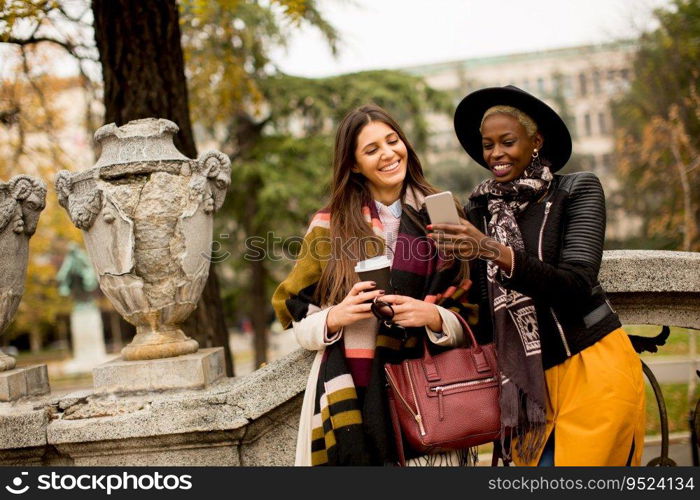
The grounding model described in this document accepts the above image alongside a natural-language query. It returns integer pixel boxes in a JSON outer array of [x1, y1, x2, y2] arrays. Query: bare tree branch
[[687, 156, 700, 173], [3, 35, 95, 60]]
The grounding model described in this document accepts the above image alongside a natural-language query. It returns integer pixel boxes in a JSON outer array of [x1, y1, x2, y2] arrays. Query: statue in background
[[57, 243, 107, 372]]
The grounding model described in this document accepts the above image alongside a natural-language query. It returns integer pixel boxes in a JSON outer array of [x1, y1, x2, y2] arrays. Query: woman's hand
[[427, 219, 514, 272], [380, 295, 442, 331], [326, 281, 386, 334]]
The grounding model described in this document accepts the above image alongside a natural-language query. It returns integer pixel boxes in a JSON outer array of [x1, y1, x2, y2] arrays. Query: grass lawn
[[645, 382, 700, 435]]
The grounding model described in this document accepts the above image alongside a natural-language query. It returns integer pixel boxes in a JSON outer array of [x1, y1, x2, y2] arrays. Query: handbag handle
[[422, 312, 492, 378], [455, 312, 481, 352]]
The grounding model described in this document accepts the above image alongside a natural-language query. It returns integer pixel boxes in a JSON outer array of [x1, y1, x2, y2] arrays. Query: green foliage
[[181, 0, 339, 130], [218, 133, 333, 319], [262, 71, 452, 149], [611, 0, 700, 250], [615, 0, 700, 139]]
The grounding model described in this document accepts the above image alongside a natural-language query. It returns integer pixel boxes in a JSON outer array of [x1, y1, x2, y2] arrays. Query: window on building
[[537, 77, 545, 94], [579, 73, 587, 96], [567, 117, 578, 140], [584, 113, 592, 136], [593, 71, 601, 94], [602, 154, 613, 172], [598, 112, 607, 135], [551, 73, 573, 97]]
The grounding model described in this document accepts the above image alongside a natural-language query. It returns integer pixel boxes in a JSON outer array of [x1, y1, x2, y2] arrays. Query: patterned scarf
[[272, 189, 478, 465], [470, 159, 552, 463]]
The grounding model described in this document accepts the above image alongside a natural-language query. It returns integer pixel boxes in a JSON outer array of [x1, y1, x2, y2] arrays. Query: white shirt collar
[[375, 199, 402, 219]]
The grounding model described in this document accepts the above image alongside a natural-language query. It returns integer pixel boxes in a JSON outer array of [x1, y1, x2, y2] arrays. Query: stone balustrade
[[600, 250, 700, 330], [0, 249, 698, 466]]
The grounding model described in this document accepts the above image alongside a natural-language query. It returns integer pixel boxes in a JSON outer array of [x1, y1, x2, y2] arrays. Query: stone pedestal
[[63, 302, 108, 374], [93, 348, 225, 394], [0, 365, 50, 402]]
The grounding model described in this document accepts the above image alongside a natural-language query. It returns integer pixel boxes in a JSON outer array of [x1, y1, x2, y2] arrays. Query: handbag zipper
[[404, 363, 426, 436], [432, 377, 496, 421], [431, 377, 497, 393], [537, 201, 572, 358], [384, 367, 426, 436]]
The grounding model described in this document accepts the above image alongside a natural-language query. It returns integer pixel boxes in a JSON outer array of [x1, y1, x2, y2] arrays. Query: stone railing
[[600, 250, 700, 330], [0, 250, 698, 466]]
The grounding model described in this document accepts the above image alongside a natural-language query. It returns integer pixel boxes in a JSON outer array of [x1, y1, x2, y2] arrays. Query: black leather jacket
[[466, 171, 621, 369]]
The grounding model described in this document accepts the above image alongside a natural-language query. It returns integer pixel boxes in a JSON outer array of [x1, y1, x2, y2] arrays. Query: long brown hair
[[315, 104, 447, 306]]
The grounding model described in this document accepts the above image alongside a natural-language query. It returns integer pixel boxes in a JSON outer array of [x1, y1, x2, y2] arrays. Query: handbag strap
[[387, 388, 406, 466], [453, 311, 482, 353], [421, 312, 492, 378]]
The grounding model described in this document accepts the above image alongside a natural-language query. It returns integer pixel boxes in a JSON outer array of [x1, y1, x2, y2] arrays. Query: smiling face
[[481, 113, 543, 183], [352, 120, 408, 203]]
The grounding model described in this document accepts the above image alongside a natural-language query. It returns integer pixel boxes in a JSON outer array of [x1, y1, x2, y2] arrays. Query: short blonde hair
[[480, 105, 538, 138]]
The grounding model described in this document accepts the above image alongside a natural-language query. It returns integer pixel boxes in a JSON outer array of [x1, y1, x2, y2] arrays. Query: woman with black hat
[[427, 86, 645, 466]]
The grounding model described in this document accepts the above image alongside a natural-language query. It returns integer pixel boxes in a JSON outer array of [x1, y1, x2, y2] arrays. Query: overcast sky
[[271, 0, 672, 77]]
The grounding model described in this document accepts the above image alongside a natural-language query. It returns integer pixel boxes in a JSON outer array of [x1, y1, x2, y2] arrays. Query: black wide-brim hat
[[454, 85, 572, 172]]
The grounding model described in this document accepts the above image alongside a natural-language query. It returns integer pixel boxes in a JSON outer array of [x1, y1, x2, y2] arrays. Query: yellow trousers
[[516, 328, 646, 466]]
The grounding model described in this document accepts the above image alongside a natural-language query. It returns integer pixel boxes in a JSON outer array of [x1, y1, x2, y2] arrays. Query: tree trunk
[[670, 134, 697, 252], [235, 114, 269, 366], [241, 175, 268, 367], [92, 0, 195, 156], [250, 257, 269, 368], [92, 0, 233, 375]]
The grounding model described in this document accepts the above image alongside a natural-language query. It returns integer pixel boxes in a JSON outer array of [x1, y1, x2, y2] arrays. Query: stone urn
[[55, 119, 230, 361], [0, 175, 47, 371]]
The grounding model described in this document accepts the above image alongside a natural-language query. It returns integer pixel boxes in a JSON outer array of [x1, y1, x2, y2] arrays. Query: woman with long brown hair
[[272, 104, 473, 466]]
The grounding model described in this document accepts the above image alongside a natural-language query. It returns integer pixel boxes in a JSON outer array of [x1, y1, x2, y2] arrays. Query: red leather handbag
[[384, 321, 501, 465]]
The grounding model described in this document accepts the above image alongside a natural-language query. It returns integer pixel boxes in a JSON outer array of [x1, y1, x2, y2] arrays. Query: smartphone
[[425, 191, 461, 225]]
